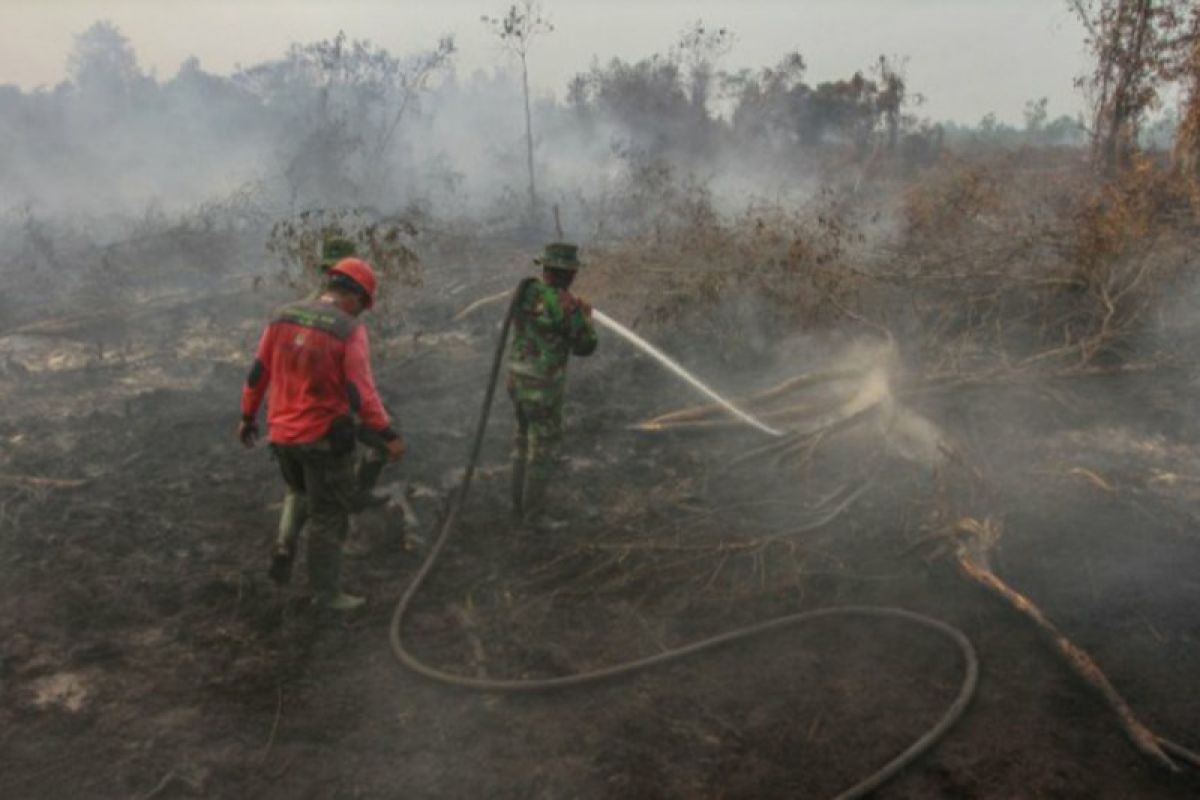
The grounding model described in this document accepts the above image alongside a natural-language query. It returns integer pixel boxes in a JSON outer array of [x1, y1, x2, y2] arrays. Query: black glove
[[238, 417, 259, 448]]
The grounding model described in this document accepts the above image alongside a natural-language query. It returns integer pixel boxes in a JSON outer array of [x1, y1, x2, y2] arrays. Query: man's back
[[262, 300, 359, 442], [242, 298, 391, 445]]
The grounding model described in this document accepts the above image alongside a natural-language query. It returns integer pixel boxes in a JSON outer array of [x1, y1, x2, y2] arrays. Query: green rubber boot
[[271, 490, 306, 585]]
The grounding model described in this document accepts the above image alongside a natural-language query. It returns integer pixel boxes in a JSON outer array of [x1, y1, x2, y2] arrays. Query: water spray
[[451, 290, 785, 436], [591, 309, 785, 438]]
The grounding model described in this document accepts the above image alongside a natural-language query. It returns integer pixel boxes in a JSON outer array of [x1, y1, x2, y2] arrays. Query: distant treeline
[[0, 20, 1095, 217]]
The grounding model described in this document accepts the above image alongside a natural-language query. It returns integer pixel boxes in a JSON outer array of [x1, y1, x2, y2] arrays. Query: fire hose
[[389, 281, 979, 799]]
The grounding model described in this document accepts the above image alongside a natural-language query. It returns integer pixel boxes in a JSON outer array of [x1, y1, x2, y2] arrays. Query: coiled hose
[[389, 281, 979, 799]]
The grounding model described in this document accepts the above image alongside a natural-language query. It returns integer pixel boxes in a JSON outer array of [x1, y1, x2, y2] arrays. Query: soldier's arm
[[528, 282, 565, 333], [568, 298, 598, 357]]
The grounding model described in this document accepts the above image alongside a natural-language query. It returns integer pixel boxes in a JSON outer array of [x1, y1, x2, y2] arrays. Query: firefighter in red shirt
[[238, 257, 404, 611]]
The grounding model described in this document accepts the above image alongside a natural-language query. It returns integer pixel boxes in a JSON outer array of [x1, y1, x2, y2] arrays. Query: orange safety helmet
[[328, 257, 377, 309]]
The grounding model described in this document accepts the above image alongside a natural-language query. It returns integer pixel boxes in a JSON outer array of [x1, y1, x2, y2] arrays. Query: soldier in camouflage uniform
[[508, 242, 598, 525]]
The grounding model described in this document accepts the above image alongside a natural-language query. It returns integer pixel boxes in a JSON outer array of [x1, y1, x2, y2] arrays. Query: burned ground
[[5, 7, 1200, 795], [3, 244, 1200, 800]]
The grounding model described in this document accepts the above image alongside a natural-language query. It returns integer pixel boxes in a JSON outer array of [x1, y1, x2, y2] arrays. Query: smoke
[[0, 12, 1182, 640], [0, 20, 950, 229]]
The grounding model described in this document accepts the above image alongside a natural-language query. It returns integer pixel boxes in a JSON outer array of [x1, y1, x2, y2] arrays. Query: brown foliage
[[900, 160, 1004, 242], [1072, 0, 1195, 175], [1066, 155, 1183, 269], [266, 207, 423, 320], [587, 190, 864, 351]]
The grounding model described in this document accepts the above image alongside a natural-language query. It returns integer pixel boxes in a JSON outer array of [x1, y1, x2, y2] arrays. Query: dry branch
[[451, 290, 510, 323], [947, 517, 1180, 772], [638, 368, 866, 428], [1065, 466, 1118, 494], [0, 474, 89, 490], [906, 359, 1174, 398], [634, 396, 846, 434], [729, 401, 883, 469], [583, 539, 764, 554]]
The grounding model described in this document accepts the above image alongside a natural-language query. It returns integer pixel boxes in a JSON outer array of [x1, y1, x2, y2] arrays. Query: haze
[[6, 0, 1090, 124]]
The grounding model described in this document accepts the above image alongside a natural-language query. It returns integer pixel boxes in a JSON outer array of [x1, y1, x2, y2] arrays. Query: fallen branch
[[451, 290, 510, 323], [908, 360, 1176, 398], [634, 395, 846, 434], [639, 368, 866, 428], [0, 474, 89, 490], [947, 516, 1183, 772], [775, 477, 877, 537], [729, 401, 884, 469], [583, 539, 766, 554], [1064, 466, 1118, 494]]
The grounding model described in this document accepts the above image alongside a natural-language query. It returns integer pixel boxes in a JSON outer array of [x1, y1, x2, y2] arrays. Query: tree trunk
[[521, 53, 538, 222], [1100, 0, 1155, 175], [1173, 18, 1200, 187]]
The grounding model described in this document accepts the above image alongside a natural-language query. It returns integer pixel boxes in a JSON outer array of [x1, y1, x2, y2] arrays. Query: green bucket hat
[[534, 242, 582, 271], [320, 237, 357, 270]]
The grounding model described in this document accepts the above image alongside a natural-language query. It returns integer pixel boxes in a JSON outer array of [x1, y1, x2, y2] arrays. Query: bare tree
[[671, 20, 733, 115], [873, 55, 911, 153], [236, 31, 454, 207], [1070, 0, 1192, 175], [482, 1, 554, 221]]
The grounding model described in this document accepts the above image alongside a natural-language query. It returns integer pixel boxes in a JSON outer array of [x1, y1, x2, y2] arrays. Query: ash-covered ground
[[3, 242, 1200, 799]]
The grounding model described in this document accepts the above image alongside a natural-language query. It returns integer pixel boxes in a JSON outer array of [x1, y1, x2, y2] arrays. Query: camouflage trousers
[[272, 439, 356, 596], [507, 374, 565, 522]]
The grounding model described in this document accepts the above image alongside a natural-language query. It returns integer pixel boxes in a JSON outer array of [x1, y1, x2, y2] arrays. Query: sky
[[4, 0, 1092, 125]]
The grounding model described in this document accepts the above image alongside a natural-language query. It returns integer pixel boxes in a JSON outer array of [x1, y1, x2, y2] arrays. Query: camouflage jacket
[[508, 278, 598, 386]]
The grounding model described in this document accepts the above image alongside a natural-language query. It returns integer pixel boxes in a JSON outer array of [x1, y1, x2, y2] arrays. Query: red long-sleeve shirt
[[240, 299, 397, 445]]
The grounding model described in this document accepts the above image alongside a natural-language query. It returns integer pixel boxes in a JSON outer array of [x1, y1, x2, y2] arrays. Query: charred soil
[[3, 275, 1200, 800]]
